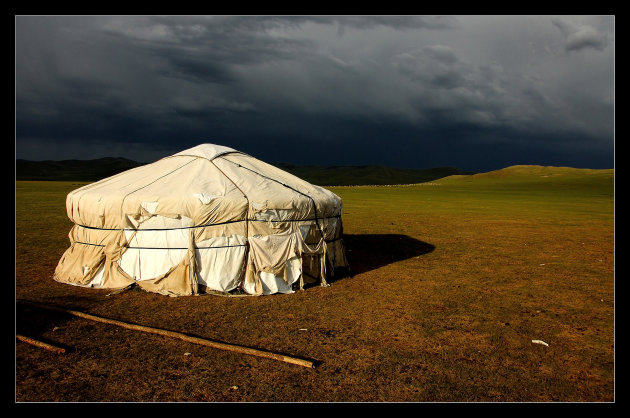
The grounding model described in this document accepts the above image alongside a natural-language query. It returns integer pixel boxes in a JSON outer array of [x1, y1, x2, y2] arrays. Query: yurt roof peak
[[169, 143, 241, 161]]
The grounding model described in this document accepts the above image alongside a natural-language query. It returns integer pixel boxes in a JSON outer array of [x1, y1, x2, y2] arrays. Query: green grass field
[[15, 165, 614, 402]]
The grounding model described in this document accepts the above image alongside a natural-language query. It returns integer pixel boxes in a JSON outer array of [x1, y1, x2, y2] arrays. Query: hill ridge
[[16, 158, 475, 186], [16, 159, 611, 186]]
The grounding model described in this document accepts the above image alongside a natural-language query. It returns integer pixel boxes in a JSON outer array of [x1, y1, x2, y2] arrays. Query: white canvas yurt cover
[[54, 144, 348, 296]]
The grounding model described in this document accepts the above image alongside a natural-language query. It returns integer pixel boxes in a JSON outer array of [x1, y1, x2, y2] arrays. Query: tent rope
[[118, 158, 199, 226], [209, 159, 251, 292], [217, 156, 327, 241], [73, 237, 343, 250], [74, 215, 341, 232]]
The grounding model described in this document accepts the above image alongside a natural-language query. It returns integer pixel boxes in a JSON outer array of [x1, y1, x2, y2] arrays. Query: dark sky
[[15, 15, 614, 172]]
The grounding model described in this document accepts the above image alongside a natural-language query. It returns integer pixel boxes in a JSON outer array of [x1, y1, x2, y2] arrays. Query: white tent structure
[[54, 143, 348, 296]]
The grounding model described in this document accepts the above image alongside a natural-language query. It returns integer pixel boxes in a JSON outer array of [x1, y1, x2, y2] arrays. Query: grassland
[[15, 165, 614, 402]]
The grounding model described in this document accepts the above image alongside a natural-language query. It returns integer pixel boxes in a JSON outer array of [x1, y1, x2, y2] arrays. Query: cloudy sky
[[15, 15, 614, 171]]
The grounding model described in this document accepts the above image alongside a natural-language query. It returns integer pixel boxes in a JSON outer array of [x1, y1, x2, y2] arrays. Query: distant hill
[[275, 163, 475, 186], [438, 164, 613, 182], [15, 158, 474, 186], [452, 164, 609, 179], [435, 165, 614, 195], [15, 157, 146, 182]]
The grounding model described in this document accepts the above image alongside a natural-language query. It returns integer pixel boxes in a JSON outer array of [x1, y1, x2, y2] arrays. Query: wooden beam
[[16, 334, 66, 354], [17, 299, 315, 368]]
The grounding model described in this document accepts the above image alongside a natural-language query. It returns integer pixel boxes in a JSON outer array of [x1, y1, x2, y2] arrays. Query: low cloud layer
[[16, 15, 614, 171]]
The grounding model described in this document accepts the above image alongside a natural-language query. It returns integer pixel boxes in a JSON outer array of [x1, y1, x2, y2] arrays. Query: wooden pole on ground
[[16, 334, 66, 354], [17, 299, 315, 368]]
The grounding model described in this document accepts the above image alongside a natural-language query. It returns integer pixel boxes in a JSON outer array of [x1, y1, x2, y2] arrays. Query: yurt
[[53, 143, 349, 296]]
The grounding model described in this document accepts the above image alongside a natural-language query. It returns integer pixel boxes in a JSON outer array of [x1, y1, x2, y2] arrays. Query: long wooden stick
[[17, 300, 315, 368], [16, 334, 66, 354]]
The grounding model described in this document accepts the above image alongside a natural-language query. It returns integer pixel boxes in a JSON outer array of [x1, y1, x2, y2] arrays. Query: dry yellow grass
[[15, 167, 614, 402]]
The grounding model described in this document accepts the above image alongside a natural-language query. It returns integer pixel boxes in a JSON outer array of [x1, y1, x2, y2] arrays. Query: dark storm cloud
[[15, 15, 614, 171]]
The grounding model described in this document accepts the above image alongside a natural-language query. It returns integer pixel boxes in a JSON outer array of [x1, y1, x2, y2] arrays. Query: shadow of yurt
[[342, 234, 435, 276]]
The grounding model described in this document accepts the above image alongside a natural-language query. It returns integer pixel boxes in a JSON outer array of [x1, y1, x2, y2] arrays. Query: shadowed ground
[[343, 234, 435, 276]]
